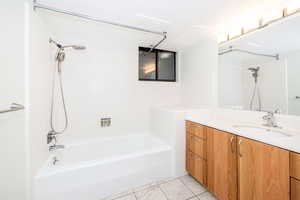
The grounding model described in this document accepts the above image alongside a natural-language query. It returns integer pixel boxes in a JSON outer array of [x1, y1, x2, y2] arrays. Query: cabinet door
[[290, 152, 300, 180], [207, 129, 237, 200], [187, 133, 206, 159], [186, 121, 206, 139], [187, 151, 207, 185], [291, 178, 300, 200], [237, 137, 289, 200]]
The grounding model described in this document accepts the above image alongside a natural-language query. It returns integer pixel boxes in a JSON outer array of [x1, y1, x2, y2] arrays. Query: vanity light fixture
[[219, 6, 300, 44]]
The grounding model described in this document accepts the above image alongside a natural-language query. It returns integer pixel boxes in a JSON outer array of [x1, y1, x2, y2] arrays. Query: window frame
[[138, 47, 176, 82]]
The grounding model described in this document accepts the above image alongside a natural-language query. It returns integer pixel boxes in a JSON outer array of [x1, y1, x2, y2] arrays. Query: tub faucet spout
[[49, 144, 65, 152]]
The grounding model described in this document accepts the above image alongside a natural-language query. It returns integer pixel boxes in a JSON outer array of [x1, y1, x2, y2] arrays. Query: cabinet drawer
[[187, 133, 206, 159], [291, 178, 300, 200], [186, 121, 206, 139], [290, 152, 300, 180], [187, 151, 207, 186]]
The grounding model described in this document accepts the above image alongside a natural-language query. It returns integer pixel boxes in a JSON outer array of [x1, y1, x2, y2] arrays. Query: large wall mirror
[[218, 14, 300, 116]]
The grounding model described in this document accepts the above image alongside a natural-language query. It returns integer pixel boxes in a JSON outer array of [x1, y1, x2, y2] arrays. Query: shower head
[[49, 38, 86, 50], [248, 67, 260, 83], [248, 67, 260, 72], [71, 45, 86, 50], [49, 38, 86, 64], [62, 45, 86, 50]]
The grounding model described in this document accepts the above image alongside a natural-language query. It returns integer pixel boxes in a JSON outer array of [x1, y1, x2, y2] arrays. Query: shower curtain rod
[[33, 2, 166, 36], [219, 46, 279, 60]]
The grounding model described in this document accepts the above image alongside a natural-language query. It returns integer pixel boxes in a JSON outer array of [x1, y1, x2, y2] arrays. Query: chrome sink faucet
[[262, 109, 281, 128]]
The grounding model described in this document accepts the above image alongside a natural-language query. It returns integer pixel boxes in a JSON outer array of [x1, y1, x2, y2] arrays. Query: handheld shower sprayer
[[47, 38, 86, 146], [248, 67, 260, 83], [49, 38, 86, 70], [248, 66, 261, 111]]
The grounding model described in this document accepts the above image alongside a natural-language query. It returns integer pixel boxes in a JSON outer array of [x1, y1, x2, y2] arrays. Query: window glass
[[157, 51, 175, 80], [139, 49, 156, 80], [138, 47, 176, 81]]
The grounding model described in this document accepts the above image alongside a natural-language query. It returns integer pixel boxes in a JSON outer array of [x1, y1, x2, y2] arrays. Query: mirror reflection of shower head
[[248, 67, 260, 83]]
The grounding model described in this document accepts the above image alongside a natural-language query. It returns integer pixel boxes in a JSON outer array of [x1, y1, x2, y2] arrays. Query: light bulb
[[287, 0, 300, 14]]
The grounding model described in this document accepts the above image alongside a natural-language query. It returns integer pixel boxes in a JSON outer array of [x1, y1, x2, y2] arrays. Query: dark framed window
[[139, 47, 176, 82]]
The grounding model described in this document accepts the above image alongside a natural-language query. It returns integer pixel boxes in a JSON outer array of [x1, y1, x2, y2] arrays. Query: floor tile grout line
[[178, 177, 197, 196], [106, 193, 128, 200], [197, 191, 218, 200], [157, 176, 182, 186], [160, 176, 198, 200], [178, 176, 206, 198], [185, 175, 209, 196], [158, 184, 170, 200], [133, 184, 160, 200], [104, 175, 211, 200], [133, 192, 138, 200], [104, 189, 136, 200], [109, 192, 133, 200], [186, 196, 200, 200]]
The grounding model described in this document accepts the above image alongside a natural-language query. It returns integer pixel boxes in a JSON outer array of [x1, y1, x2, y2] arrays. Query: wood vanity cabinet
[[237, 137, 290, 200], [207, 129, 237, 200], [290, 152, 300, 200], [186, 121, 291, 200], [291, 178, 300, 200], [186, 151, 207, 185], [186, 121, 207, 186]]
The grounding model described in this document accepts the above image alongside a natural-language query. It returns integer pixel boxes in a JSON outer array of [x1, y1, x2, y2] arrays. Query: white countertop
[[185, 109, 300, 154]]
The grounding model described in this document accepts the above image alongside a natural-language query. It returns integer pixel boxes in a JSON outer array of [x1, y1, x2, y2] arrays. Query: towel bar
[[0, 103, 25, 114]]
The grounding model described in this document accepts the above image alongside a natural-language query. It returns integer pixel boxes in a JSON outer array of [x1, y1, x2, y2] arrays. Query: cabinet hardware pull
[[230, 136, 235, 153], [192, 156, 202, 161], [191, 136, 204, 142], [238, 139, 243, 157], [190, 153, 202, 160]]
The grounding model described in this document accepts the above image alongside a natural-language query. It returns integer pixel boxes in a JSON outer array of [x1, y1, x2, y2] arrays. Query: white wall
[[181, 39, 219, 107], [287, 51, 300, 116], [39, 12, 182, 143], [27, 5, 53, 197], [150, 106, 186, 178], [0, 1, 27, 199], [218, 60, 243, 109], [0, 2, 53, 199]]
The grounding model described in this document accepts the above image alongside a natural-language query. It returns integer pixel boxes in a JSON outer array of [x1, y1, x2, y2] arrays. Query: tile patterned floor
[[101, 175, 217, 200]]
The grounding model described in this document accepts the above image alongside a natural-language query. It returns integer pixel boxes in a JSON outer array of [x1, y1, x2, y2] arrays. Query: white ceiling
[[36, 0, 289, 48]]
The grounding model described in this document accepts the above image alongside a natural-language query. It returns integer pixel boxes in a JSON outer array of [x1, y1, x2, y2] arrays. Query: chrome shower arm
[[148, 32, 167, 53], [219, 46, 279, 60]]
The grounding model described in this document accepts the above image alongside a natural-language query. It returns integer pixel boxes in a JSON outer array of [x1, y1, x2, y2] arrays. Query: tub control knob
[[100, 118, 111, 127]]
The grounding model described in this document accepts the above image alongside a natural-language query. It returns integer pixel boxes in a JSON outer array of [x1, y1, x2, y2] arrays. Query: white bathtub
[[34, 134, 172, 200]]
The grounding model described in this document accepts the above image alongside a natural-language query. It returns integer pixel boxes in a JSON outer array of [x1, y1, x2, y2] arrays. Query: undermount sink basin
[[232, 125, 292, 137]]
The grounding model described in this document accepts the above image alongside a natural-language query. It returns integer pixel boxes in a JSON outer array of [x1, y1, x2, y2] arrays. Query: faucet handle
[[274, 108, 281, 114], [262, 111, 274, 121], [263, 110, 273, 115], [262, 109, 280, 115], [47, 131, 57, 144], [53, 156, 59, 165]]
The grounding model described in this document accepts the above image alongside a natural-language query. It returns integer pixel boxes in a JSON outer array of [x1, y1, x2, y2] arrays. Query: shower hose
[[250, 82, 262, 111], [50, 59, 69, 135]]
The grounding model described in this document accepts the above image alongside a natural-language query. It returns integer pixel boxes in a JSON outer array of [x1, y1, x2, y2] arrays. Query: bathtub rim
[[35, 134, 172, 179]]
